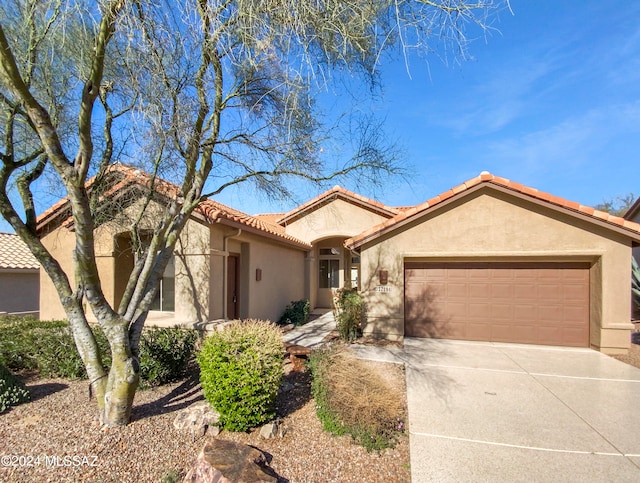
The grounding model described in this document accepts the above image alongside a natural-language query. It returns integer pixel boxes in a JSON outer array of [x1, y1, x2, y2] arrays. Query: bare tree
[[0, 0, 509, 426], [595, 193, 637, 217]]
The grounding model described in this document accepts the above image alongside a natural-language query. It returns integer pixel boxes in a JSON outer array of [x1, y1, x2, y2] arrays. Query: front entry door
[[227, 254, 239, 319]]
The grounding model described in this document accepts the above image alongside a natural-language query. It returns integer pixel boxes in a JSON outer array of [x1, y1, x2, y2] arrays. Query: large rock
[[173, 401, 221, 439], [183, 440, 277, 483]]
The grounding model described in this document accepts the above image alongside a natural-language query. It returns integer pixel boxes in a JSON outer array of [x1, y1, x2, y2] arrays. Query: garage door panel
[[514, 284, 538, 300], [563, 284, 589, 302], [469, 284, 491, 298], [490, 283, 515, 299], [446, 283, 468, 298], [491, 304, 514, 320], [465, 323, 492, 341], [404, 262, 589, 347], [468, 302, 492, 318], [513, 304, 537, 320], [537, 284, 563, 300]]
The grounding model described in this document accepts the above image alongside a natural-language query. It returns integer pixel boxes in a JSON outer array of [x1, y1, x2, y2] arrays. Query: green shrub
[[139, 327, 198, 387], [333, 289, 365, 341], [197, 319, 283, 431], [278, 299, 310, 326], [308, 345, 405, 452], [0, 363, 30, 412], [0, 316, 106, 378], [0, 317, 197, 385]]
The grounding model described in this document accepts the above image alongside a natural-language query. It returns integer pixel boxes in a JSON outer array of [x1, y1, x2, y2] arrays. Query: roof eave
[[213, 217, 312, 250], [278, 189, 398, 225], [346, 181, 640, 250]]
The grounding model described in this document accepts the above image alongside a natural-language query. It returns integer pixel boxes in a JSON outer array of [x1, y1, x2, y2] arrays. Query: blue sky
[[2, 0, 638, 233], [216, 0, 640, 215]]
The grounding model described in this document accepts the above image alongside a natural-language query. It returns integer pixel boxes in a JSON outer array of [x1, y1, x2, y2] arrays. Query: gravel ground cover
[[611, 342, 640, 370], [5, 339, 638, 483], [0, 360, 410, 483]]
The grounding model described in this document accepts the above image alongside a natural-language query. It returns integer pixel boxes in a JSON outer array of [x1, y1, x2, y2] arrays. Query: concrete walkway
[[352, 338, 640, 483], [282, 310, 336, 348]]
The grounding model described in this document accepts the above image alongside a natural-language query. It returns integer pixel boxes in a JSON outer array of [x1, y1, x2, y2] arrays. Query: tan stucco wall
[[39, 200, 213, 323], [234, 233, 306, 322], [359, 188, 635, 352], [0, 270, 39, 315], [284, 198, 390, 309], [174, 219, 211, 322], [284, 198, 391, 243], [39, 202, 306, 326], [40, 226, 79, 320]]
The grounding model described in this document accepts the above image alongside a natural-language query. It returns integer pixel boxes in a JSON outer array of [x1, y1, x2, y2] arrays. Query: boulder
[[183, 440, 277, 483], [173, 401, 221, 439], [259, 422, 278, 439]]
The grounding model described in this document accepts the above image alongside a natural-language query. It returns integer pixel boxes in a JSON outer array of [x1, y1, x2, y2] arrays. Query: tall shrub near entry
[[197, 320, 283, 431], [333, 288, 365, 341]]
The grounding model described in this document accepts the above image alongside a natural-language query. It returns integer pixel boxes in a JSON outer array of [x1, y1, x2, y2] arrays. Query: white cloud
[[480, 102, 640, 178]]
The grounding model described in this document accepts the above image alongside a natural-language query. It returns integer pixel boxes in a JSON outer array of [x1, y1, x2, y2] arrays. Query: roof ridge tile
[[346, 172, 640, 249]]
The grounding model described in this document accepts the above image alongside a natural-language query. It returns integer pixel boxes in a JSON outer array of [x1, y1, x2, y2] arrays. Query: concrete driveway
[[351, 338, 640, 482]]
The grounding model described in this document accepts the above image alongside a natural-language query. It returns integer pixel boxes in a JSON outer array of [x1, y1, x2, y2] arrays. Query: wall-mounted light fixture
[[256, 268, 262, 281], [379, 270, 388, 285]]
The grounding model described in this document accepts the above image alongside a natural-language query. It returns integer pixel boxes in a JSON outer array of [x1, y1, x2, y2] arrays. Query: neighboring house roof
[[36, 163, 311, 250], [276, 185, 400, 225], [0, 233, 39, 270], [624, 197, 640, 222], [346, 172, 640, 249]]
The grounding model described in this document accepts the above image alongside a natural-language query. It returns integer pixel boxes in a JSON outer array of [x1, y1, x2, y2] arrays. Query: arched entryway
[[314, 237, 360, 308]]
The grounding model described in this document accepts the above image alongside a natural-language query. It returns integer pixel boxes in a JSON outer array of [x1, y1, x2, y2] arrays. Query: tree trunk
[[99, 318, 140, 426], [102, 362, 139, 426]]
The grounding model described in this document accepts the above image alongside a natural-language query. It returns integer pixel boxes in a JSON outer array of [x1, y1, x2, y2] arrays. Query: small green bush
[[197, 319, 283, 431], [139, 327, 198, 387], [278, 299, 310, 326], [0, 363, 30, 412], [333, 289, 365, 341]]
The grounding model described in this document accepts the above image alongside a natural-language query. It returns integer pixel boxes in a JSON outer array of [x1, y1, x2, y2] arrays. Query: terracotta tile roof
[[277, 185, 400, 225], [346, 172, 640, 249], [254, 213, 286, 224], [197, 200, 311, 248], [36, 163, 311, 250], [0, 233, 39, 270]]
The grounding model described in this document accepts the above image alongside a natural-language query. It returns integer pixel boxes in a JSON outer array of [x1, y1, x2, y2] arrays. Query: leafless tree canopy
[[0, 0, 508, 426]]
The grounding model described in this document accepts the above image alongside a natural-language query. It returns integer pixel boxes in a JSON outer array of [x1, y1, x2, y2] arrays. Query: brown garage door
[[404, 262, 590, 347]]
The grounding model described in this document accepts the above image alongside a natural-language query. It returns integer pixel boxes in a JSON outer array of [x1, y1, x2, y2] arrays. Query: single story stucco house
[[37, 165, 640, 354], [0, 232, 40, 316], [625, 197, 640, 264]]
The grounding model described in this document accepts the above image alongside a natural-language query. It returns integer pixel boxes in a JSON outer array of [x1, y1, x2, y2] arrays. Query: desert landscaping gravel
[[0, 360, 410, 483], [4, 341, 639, 483]]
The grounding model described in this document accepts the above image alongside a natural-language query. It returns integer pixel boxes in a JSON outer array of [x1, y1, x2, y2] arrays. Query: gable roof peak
[[36, 163, 311, 249], [277, 184, 400, 224], [345, 172, 640, 249]]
